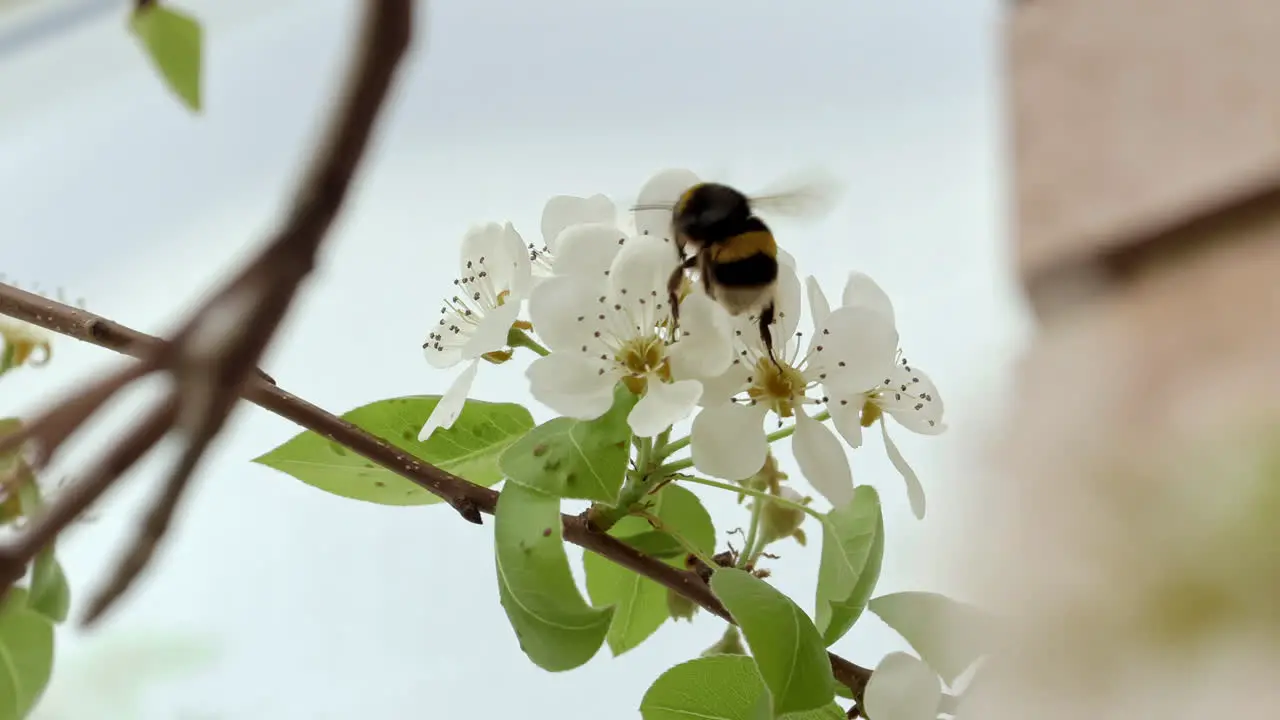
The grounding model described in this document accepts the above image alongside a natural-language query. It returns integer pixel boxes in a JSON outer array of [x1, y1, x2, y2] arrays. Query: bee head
[[674, 183, 753, 242]]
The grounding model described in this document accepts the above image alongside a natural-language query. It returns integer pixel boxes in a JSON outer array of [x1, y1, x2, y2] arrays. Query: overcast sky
[[0, 0, 1017, 717]]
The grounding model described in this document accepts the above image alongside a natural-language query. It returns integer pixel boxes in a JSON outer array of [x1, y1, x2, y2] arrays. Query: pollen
[[745, 357, 806, 418], [616, 335, 671, 395]]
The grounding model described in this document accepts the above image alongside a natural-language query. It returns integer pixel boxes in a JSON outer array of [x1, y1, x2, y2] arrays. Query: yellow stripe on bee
[[673, 184, 703, 219], [711, 230, 777, 263]]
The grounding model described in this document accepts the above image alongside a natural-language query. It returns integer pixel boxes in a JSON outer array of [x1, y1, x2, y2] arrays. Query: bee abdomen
[[711, 252, 778, 289]]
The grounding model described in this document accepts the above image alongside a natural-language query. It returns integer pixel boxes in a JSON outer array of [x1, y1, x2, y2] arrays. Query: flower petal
[[881, 420, 926, 519], [864, 652, 942, 720], [458, 222, 503, 278], [500, 222, 534, 300], [423, 326, 464, 369], [842, 271, 895, 325], [460, 299, 520, 359], [629, 378, 702, 437], [609, 234, 677, 331], [776, 247, 797, 270], [418, 359, 479, 441], [791, 410, 854, 508], [528, 276, 606, 353], [813, 306, 899, 394], [542, 194, 617, 251], [668, 293, 734, 380], [805, 275, 831, 335], [827, 394, 865, 449], [691, 402, 769, 480], [770, 262, 803, 350], [550, 222, 629, 278], [878, 362, 946, 435], [527, 354, 617, 420], [697, 358, 752, 407], [634, 168, 700, 238]]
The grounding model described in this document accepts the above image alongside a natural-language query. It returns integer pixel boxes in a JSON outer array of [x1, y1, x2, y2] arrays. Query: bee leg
[[759, 302, 781, 369], [666, 257, 696, 329]]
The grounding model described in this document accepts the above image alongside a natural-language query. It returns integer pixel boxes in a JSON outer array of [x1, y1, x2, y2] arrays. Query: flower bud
[[701, 626, 747, 657], [0, 317, 52, 372], [759, 487, 810, 546], [666, 587, 699, 622], [737, 451, 788, 503]]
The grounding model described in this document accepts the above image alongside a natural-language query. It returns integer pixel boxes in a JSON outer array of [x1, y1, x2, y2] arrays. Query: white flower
[[633, 168, 703, 239], [529, 168, 699, 282], [529, 194, 617, 278], [525, 233, 735, 437], [690, 265, 902, 509], [809, 272, 945, 519], [419, 222, 532, 441], [0, 314, 52, 370], [863, 652, 943, 720]]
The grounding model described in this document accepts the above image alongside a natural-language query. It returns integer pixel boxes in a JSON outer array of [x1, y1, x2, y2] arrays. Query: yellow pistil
[[745, 357, 806, 418], [860, 401, 883, 428], [616, 335, 671, 395]]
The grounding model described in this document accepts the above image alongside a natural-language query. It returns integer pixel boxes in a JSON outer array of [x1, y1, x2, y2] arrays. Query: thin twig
[[0, 359, 157, 465], [0, 400, 176, 587], [0, 280, 274, 385]]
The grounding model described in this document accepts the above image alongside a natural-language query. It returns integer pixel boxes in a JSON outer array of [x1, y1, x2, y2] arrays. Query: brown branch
[[0, 0, 415, 624], [0, 283, 275, 386], [0, 291, 877, 696]]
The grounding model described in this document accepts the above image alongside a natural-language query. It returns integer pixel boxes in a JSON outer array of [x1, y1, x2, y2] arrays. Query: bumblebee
[[637, 173, 839, 367]]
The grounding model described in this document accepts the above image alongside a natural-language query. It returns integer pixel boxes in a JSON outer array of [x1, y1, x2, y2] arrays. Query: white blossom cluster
[[418, 169, 946, 516]]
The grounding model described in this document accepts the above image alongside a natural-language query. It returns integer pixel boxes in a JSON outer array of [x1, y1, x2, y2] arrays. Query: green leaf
[[815, 485, 884, 645], [0, 588, 55, 719], [584, 484, 714, 656], [619, 530, 686, 559], [498, 385, 637, 501], [869, 591, 991, 685], [27, 558, 70, 625], [710, 569, 836, 716], [640, 655, 845, 720], [253, 396, 533, 506], [0, 419, 19, 459], [14, 474, 71, 625], [494, 482, 613, 671], [129, 4, 203, 112], [0, 419, 26, 526]]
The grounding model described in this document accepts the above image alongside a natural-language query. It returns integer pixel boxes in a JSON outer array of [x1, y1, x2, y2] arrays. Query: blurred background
[[0, 0, 1017, 717]]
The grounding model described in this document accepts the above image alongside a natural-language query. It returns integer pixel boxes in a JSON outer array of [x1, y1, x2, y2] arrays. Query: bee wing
[[749, 168, 844, 222]]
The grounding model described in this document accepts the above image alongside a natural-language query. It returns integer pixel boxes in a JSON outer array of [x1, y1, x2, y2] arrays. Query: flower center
[[746, 357, 807, 418], [616, 334, 671, 394], [427, 260, 513, 356]]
